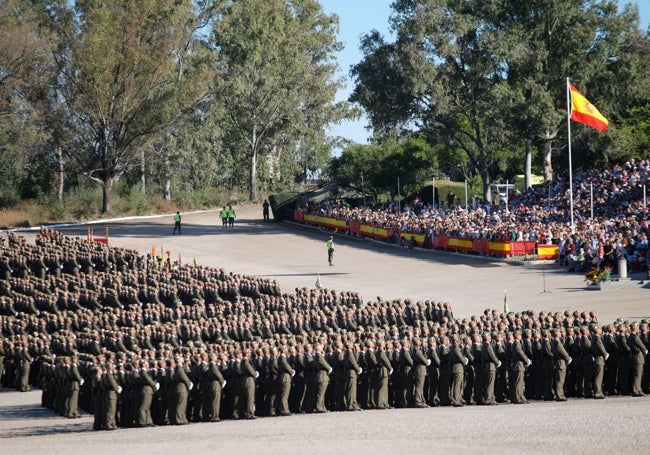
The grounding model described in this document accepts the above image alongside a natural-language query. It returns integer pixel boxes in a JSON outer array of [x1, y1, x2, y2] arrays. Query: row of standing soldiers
[[26, 320, 649, 428]]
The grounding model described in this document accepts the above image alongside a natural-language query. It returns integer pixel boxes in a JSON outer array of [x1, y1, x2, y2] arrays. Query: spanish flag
[[569, 82, 608, 132]]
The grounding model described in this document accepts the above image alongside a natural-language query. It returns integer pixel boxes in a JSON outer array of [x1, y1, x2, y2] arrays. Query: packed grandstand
[[295, 159, 650, 274]]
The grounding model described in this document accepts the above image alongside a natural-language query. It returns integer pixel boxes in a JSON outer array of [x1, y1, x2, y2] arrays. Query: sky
[[319, 0, 650, 146]]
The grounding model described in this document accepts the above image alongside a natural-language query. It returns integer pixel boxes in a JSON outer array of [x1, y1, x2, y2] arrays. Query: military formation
[[0, 228, 649, 431]]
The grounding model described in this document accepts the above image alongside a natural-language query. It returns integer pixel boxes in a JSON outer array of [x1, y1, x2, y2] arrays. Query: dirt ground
[[2, 205, 649, 454]]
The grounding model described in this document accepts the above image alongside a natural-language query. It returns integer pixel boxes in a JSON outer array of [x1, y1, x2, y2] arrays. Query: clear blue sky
[[319, 0, 650, 146]]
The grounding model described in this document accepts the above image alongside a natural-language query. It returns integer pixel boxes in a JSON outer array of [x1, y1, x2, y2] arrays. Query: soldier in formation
[[0, 228, 648, 431]]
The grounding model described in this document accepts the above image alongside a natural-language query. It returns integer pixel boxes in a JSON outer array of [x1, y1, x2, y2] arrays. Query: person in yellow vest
[[219, 207, 228, 228], [327, 235, 334, 266], [173, 211, 182, 235], [227, 205, 236, 228]]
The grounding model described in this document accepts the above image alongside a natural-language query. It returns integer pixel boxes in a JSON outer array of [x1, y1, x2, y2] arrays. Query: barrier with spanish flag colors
[[293, 210, 558, 259]]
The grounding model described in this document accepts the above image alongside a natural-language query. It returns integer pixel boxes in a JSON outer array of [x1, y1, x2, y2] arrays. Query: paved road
[[3, 205, 649, 454]]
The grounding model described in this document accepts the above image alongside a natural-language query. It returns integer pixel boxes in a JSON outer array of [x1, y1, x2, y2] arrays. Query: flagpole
[[590, 182, 593, 220], [566, 77, 575, 233]]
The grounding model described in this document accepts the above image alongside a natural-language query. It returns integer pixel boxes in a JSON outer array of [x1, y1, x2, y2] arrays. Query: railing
[[293, 210, 558, 259]]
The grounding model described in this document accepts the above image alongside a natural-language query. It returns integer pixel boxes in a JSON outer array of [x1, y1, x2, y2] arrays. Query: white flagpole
[[566, 77, 575, 233], [464, 179, 468, 213], [506, 179, 509, 214], [590, 182, 593, 220]]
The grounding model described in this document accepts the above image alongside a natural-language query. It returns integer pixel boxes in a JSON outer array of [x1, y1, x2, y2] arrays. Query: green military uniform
[[551, 331, 572, 401], [481, 336, 500, 404], [276, 353, 295, 415], [412, 343, 430, 407], [201, 359, 225, 422], [449, 339, 467, 407], [313, 350, 331, 413], [172, 363, 192, 425], [343, 347, 361, 410], [509, 335, 530, 404], [629, 324, 648, 396], [135, 364, 158, 426], [375, 347, 392, 409]]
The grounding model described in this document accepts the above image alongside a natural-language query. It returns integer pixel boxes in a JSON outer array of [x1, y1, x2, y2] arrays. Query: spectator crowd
[[305, 159, 650, 275]]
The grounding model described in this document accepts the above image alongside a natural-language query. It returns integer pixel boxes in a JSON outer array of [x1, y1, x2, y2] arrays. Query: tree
[[209, 0, 351, 202], [352, 0, 516, 202], [51, 0, 211, 213], [351, 0, 648, 200], [328, 136, 436, 200], [496, 0, 644, 184], [0, 0, 56, 205]]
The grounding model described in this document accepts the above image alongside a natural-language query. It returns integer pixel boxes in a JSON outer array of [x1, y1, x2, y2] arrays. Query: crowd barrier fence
[[295, 210, 558, 259]]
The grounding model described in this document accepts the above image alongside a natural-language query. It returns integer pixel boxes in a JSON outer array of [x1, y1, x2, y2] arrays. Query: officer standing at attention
[[262, 200, 270, 221], [173, 211, 182, 235], [327, 236, 334, 266]]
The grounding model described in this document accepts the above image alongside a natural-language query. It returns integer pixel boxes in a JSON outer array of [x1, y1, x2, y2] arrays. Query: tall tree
[[209, 0, 351, 202], [352, 0, 515, 201], [0, 0, 56, 204], [51, 0, 211, 213], [497, 0, 643, 183], [351, 0, 646, 199]]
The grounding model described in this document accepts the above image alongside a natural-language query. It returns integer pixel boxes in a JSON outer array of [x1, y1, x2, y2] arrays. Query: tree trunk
[[164, 153, 171, 201], [250, 146, 258, 202], [524, 137, 532, 190], [58, 146, 64, 201], [543, 132, 555, 182], [102, 177, 115, 214], [141, 149, 146, 195], [481, 167, 491, 205], [249, 125, 258, 202]]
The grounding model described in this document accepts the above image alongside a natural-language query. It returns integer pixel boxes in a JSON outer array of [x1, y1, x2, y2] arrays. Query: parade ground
[[2, 205, 650, 454]]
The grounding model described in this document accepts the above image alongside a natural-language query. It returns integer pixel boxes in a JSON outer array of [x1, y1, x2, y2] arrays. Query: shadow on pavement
[[0, 403, 54, 421]]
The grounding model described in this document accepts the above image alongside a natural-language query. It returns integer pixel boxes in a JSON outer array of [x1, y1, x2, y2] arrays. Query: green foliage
[[609, 104, 650, 162], [1, 0, 650, 216], [350, 0, 650, 200], [329, 136, 437, 198], [209, 0, 354, 201], [49, 0, 211, 213], [127, 186, 149, 217]]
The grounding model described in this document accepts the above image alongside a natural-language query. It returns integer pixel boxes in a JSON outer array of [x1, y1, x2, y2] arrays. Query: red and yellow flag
[[569, 82, 608, 132]]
